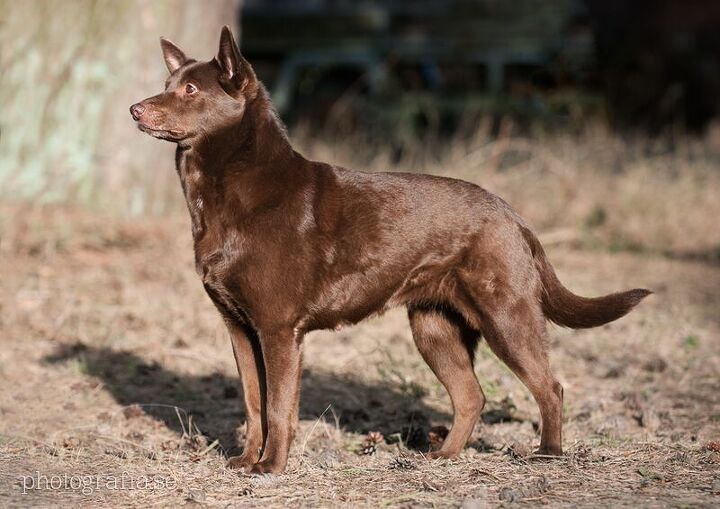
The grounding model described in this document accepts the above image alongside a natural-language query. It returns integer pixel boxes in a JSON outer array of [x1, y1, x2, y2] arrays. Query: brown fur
[[130, 27, 651, 474]]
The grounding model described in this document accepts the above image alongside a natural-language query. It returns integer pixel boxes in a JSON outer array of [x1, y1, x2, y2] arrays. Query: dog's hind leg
[[408, 305, 484, 459], [478, 296, 564, 456]]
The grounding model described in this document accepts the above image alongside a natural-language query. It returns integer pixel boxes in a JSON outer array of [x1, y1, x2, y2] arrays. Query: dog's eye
[[185, 83, 198, 95]]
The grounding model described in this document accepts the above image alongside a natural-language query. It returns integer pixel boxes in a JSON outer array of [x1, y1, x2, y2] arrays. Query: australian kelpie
[[130, 26, 650, 474]]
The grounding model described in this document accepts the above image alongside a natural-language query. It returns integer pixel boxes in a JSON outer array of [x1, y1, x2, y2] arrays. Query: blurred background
[[1, 0, 720, 254]]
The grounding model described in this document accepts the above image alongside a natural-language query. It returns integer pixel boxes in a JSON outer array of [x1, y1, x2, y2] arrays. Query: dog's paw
[[246, 460, 284, 475], [425, 450, 459, 460], [532, 447, 564, 458], [226, 455, 256, 472]]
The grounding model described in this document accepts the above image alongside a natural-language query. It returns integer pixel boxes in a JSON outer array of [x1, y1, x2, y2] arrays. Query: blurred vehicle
[[237, 0, 597, 139]]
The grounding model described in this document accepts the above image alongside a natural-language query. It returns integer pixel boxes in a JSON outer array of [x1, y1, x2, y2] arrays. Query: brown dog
[[130, 26, 650, 474]]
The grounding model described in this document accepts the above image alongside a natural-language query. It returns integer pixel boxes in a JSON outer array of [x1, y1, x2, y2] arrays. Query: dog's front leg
[[225, 322, 265, 471], [247, 327, 303, 474]]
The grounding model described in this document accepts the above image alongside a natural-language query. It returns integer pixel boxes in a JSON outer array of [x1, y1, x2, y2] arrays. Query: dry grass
[[1, 147, 719, 507]]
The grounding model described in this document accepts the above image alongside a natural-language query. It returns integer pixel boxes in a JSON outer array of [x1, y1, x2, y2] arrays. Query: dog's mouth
[[137, 123, 187, 141]]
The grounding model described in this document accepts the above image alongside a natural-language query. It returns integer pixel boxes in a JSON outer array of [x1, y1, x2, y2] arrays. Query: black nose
[[130, 103, 145, 120]]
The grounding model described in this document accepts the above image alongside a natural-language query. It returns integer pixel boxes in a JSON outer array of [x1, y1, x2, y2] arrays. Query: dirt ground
[[0, 204, 718, 508]]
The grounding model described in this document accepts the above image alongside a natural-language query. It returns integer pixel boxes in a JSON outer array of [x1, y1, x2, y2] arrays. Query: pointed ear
[[217, 25, 253, 91], [160, 37, 188, 74]]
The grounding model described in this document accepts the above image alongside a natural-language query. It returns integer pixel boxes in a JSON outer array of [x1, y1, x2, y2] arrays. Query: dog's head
[[130, 26, 257, 143]]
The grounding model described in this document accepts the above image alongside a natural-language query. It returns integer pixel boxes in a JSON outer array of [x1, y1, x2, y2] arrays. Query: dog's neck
[[174, 86, 302, 243]]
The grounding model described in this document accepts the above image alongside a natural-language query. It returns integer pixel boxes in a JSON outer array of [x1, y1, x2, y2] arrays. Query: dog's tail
[[520, 225, 651, 329]]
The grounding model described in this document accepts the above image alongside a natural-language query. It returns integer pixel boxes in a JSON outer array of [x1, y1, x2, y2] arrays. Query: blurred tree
[[0, 0, 240, 214]]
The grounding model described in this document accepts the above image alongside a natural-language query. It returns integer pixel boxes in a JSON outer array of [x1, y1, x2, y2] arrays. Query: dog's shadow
[[44, 343, 449, 455]]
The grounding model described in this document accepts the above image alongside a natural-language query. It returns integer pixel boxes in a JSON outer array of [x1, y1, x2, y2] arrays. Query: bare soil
[[1, 204, 718, 508]]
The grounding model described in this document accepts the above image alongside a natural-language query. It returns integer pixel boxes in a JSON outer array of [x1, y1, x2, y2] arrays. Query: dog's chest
[[176, 151, 229, 272], [192, 222, 253, 322], [178, 164, 207, 241]]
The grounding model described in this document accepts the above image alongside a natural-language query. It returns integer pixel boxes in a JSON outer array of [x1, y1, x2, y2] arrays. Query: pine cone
[[359, 431, 384, 455], [361, 443, 377, 456]]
